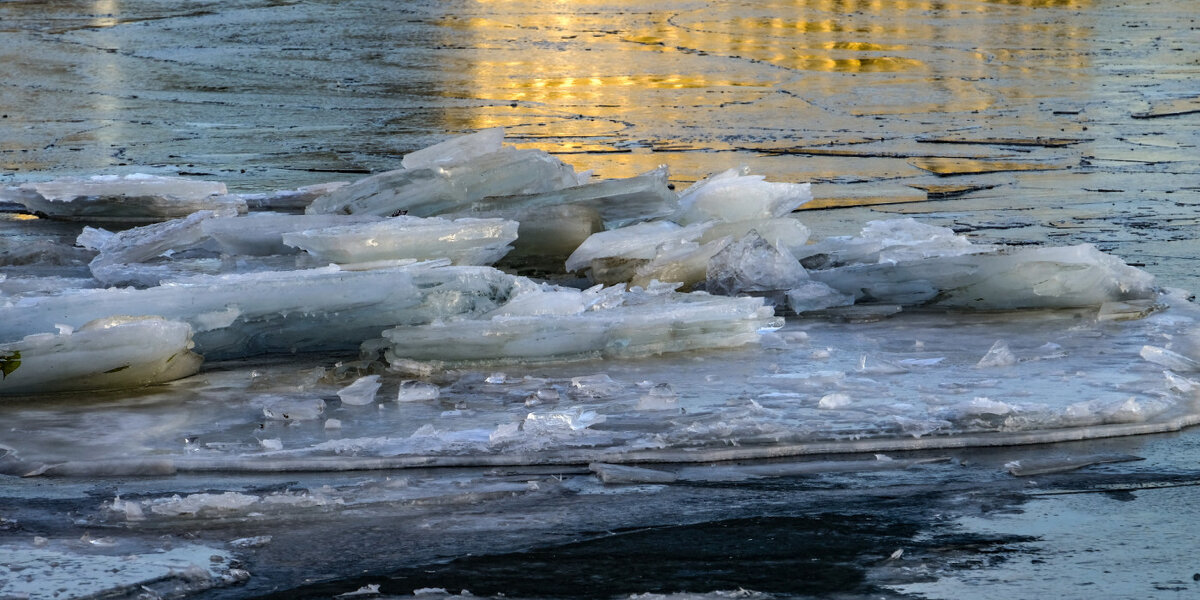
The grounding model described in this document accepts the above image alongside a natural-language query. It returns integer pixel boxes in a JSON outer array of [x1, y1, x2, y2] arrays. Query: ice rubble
[[2, 126, 1195, 470]]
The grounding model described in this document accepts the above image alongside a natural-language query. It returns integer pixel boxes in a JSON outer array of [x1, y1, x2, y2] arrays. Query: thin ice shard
[[400, 127, 506, 170], [84, 208, 239, 286]]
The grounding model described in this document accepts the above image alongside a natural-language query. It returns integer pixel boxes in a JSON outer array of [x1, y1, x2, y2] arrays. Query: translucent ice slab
[[673, 167, 812, 225], [4, 174, 246, 223], [306, 147, 588, 217], [372, 285, 775, 365], [202, 212, 383, 256], [5, 291, 1199, 476], [463, 166, 678, 229], [0, 264, 442, 359], [282, 216, 519, 266], [810, 243, 1157, 310], [565, 221, 712, 278], [0, 316, 202, 395]]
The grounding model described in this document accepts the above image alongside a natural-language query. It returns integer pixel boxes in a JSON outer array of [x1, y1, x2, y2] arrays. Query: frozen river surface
[[2, 0, 1200, 598]]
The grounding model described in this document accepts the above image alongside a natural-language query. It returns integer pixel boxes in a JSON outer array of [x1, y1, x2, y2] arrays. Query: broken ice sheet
[[460, 165, 678, 229], [672, 166, 813, 225], [4, 173, 246, 222], [306, 144, 587, 217], [7, 293, 1200, 474], [0, 128, 1197, 473], [281, 216, 519, 266], [372, 284, 775, 365], [810, 243, 1156, 310], [0, 316, 202, 395]]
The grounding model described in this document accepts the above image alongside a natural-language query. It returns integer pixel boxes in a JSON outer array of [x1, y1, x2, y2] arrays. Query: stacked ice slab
[[561, 167, 1157, 312], [0, 129, 788, 393], [0, 128, 1163, 393]]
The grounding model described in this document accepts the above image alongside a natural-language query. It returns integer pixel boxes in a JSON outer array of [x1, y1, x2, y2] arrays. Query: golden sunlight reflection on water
[[434, 0, 1094, 180]]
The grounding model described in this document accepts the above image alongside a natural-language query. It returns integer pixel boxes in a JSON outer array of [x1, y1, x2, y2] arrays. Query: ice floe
[[1, 127, 1197, 475]]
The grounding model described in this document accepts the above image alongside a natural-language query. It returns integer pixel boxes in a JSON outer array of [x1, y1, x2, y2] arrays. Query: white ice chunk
[[700, 216, 811, 255], [401, 127, 506, 170], [0, 263, 527, 360], [337, 375, 381, 406], [673, 167, 812, 225], [811, 243, 1156, 310], [485, 287, 588, 317], [375, 287, 775, 365], [786, 280, 856, 313], [953, 396, 1016, 417], [796, 218, 991, 269], [565, 220, 711, 275], [522, 408, 606, 436], [464, 165, 677, 229], [85, 208, 238, 286], [1140, 345, 1200, 372], [818, 392, 852, 409], [282, 216, 518, 266], [630, 237, 731, 291], [0, 316, 202, 395], [14, 173, 245, 222], [307, 146, 587, 217], [76, 227, 115, 251], [864, 218, 984, 263], [203, 212, 382, 256], [705, 231, 808, 297], [397, 380, 440, 402]]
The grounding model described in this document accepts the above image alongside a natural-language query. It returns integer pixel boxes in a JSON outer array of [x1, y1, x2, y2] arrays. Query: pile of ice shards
[[0, 128, 1162, 396]]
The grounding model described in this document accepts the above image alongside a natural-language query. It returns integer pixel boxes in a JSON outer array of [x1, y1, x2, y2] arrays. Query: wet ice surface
[[3, 0, 1200, 598], [4, 300, 1200, 475]]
